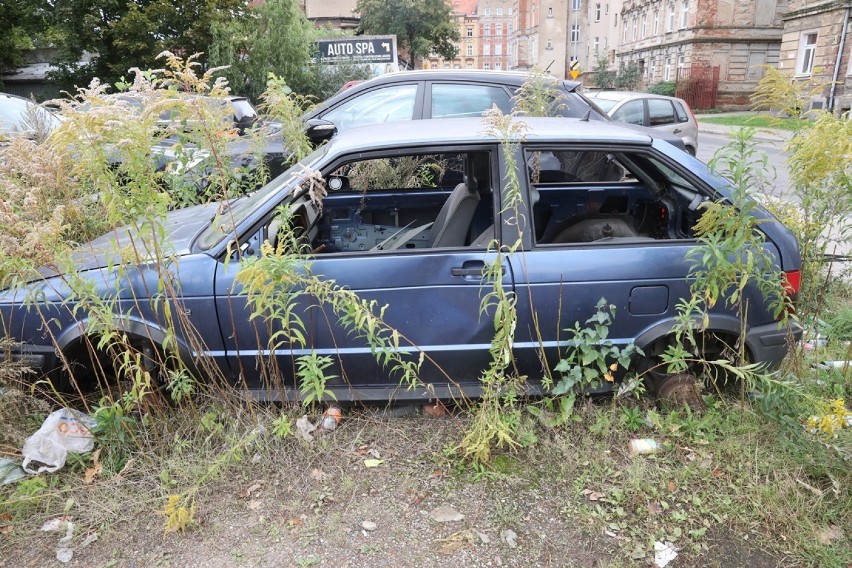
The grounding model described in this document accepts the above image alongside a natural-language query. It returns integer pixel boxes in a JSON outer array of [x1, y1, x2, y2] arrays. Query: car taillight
[[782, 269, 801, 316]]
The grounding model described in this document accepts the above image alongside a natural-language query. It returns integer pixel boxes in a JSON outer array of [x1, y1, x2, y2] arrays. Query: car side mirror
[[305, 118, 337, 143]]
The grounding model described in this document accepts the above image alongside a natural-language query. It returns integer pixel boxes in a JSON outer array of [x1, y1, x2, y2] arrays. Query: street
[[696, 130, 791, 198]]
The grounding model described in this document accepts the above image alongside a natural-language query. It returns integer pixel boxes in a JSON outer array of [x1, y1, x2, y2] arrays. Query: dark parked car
[[1, 118, 801, 401], [302, 69, 612, 143]]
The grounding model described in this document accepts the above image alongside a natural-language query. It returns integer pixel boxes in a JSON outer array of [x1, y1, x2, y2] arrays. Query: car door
[[647, 98, 678, 133], [507, 142, 704, 387], [214, 144, 513, 402]]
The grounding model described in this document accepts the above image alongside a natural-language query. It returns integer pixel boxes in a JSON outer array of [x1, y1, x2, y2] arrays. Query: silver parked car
[[587, 91, 699, 156]]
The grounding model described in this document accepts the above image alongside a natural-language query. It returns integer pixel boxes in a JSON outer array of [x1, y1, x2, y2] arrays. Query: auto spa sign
[[317, 35, 398, 66]]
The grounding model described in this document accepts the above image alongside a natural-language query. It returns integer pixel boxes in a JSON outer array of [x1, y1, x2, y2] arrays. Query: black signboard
[[317, 36, 397, 64]]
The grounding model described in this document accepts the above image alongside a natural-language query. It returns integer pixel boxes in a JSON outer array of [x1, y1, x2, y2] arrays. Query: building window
[[495, 44, 502, 56], [653, 10, 659, 35], [484, 25, 490, 36], [466, 44, 473, 56], [497, 7, 502, 15], [572, 24, 580, 43], [605, 3, 609, 15], [678, 54, 685, 71], [484, 7, 490, 15], [623, 20, 628, 42], [641, 13, 647, 38], [667, 2, 676, 32], [444, 62, 450, 69], [632, 16, 638, 41], [615, 13, 618, 27], [484, 43, 491, 55], [467, 26, 473, 38], [548, 7, 553, 18], [680, 0, 689, 29], [484, 62, 491, 70], [546, 39, 553, 50], [664, 57, 672, 80], [454, 63, 461, 69], [649, 57, 656, 80], [595, 3, 601, 22], [467, 62, 473, 69], [496, 61, 502, 69], [496, 23, 503, 36], [593, 36, 600, 53], [797, 31, 818, 76], [572, 0, 580, 10]]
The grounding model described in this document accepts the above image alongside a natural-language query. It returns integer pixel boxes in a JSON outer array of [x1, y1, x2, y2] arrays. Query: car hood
[[62, 202, 220, 274]]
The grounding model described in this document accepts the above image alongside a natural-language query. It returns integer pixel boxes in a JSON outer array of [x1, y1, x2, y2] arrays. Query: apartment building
[[426, 0, 481, 69], [779, 0, 852, 114], [615, 0, 787, 106]]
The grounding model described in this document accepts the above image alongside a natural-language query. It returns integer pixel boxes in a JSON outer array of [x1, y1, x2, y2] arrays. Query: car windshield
[[197, 144, 328, 250], [589, 98, 618, 113]]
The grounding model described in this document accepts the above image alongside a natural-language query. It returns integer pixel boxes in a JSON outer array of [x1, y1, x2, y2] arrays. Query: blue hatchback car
[[0, 117, 801, 401]]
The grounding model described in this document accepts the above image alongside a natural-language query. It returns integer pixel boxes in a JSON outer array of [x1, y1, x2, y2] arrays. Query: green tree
[[48, 0, 245, 90], [209, 0, 314, 102], [0, 0, 52, 76], [591, 53, 616, 89], [355, 0, 459, 67], [591, 54, 640, 91]]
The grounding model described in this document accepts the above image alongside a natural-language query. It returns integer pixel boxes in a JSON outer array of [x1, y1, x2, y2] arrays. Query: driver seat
[[428, 158, 482, 247]]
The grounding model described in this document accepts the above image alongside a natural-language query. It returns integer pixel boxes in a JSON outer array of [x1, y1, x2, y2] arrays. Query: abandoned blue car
[[0, 117, 801, 401]]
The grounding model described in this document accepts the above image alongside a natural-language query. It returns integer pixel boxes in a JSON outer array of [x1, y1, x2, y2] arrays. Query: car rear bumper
[[746, 320, 803, 369]]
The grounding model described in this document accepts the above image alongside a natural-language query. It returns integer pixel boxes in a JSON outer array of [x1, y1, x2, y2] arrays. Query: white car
[[0, 93, 62, 143], [587, 91, 699, 156]]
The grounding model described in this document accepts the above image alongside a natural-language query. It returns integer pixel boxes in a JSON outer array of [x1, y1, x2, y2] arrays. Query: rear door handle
[[451, 260, 486, 277], [673, 128, 682, 134]]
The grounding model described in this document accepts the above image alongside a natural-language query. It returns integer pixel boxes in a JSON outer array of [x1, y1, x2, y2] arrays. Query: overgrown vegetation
[[1, 62, 850, 566], [591, 53, 641, 90]]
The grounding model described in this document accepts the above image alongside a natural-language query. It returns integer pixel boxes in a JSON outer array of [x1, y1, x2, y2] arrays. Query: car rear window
[[673, 100, 689, 122]]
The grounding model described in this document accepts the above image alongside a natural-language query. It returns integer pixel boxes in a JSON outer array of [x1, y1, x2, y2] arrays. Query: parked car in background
[[0, 93, 62, 143], [1, 117, 801, 402], [302, 70, 612, 143], [586, 91, 699, 155]]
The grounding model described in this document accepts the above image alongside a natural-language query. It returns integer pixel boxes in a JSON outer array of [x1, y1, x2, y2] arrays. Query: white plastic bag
[[22, 409, 96, 474]]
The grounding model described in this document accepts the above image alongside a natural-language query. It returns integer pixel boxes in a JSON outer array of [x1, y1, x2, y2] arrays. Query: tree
[[591, 54, 640, 91], [0, 0, 52, 76], [209, 0, 314, 102], [47, 0, 245, 90], [355, 0, 459, 67]]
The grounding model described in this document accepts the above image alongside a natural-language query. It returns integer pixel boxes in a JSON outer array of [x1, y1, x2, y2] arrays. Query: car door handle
[[451, 261, 504, 278], [673, 128, 682, 134]]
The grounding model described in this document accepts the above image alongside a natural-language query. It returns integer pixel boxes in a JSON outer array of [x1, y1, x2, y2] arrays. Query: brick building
[[616, 0, 788, 107], [425, 0, 480, 69], [779, 0, 852, 114]]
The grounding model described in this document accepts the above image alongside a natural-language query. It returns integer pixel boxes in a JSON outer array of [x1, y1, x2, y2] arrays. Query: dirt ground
[[1, 405, 791, 568]]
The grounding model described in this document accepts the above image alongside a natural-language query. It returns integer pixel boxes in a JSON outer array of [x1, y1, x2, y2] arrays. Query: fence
[[675, 66, 720, 110]]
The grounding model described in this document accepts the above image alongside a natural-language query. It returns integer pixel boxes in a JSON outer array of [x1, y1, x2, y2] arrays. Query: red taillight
[[782, 270, 801, 317], [783, 270, 801, 298]]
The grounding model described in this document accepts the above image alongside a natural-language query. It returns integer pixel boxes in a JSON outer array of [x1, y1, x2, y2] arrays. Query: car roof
[[358, 69, 580, 87], [312, 70, 584, 114], [322, 116, 654, 156], [587, 90, 684, 103]]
